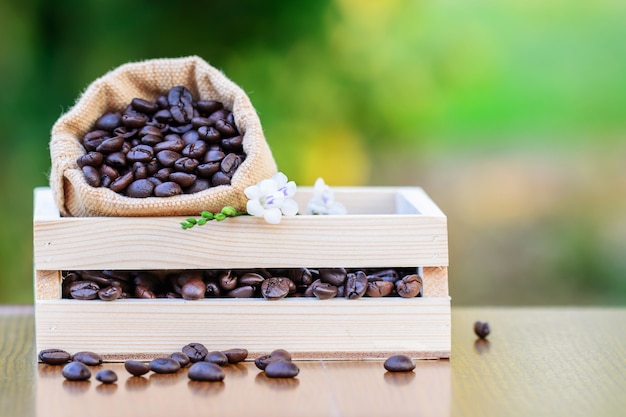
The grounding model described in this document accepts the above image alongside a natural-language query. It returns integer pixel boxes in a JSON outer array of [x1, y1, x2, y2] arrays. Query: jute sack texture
[[50, 56, 277, 217]]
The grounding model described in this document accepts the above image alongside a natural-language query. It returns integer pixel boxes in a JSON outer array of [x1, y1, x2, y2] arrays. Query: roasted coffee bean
[[79, 270, 110, 286], [181, 279, 206, 300], [319, 268, 347, 287], [221, 135, 243, 153], [226, 286, 255, 298], [205, 282, 221, 297], [98, 285, 122, 301], [174, 157, 199, 173], [139, 125, 163, 138], [122, 113, 148, 128], [105, 151, 127, 168], [124, 360, 150, 376], [239, 273, 265, 287], [206, 109, 231, 126], [366, 280, 395, 297], [261, 277, 291, 300], [255, 349, 292, 370], [39, 348, 71, 365], [215, 119, 237, 137], [182, 140, 207, 159], [170, 352, 191, 367], [95, 369, 118, 384], [131, 98, 158, 114], [127, 144, 154, 162], [188, 362, 225, 382], [70, 281, 100, 300], [181, 129, 199, 144], [156, 150, 182, 167], [141, 134, 162, 146], [82, 165, 101, 187], [169, 172, 196, 187], [205, 351, 229, 366], [218, 271, 238, 291], [222, 348, 248, 364], [149, 357, 181, 374], [132, 162, 148, 180], [95, 112, 122, 131], [264, 361, 300, 379], [191, 117, 211, 128], [198, 126, 221, 143], [109, 171, 134, 193], [154, 136, 185, 153], [211, 171, 231, 186], [345, 271, 368, 300], [62, 361, 92, 381], [395, 274, 422, 298], [383, 355, 416, 372], [154, 181, 182, 197], [182, 343, 209, 363], [312, 282, 338, 300], [96, 136, 124, 153], [196, 100, 223, 115], [134, 285, 156, 299], [197, 162, 220, 178], [185, 178, 211, 193], [83, 130, 109, 151], [126, 179, 155, 198], [367, 269, 399, 282], [73, 351, 103, 366], [220, 153, 240, 176], [77, 151, 103, 168], [474, 321, 490, 339], [168, 86, 194, 123]]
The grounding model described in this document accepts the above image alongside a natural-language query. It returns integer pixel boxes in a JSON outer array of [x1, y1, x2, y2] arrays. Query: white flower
[[306, 178, 347, 215], [244, 172, 299, 224]]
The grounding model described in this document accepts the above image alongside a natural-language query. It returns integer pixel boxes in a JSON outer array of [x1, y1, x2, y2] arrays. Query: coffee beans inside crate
[[77, 85, 245, 197], [62, 268, 423, 301]]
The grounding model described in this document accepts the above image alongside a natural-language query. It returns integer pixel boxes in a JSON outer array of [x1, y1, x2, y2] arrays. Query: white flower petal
[[313, 177, 326, 195], [247, 200, 265, 217], [281, 198, 299, 216], [283, 181, 297, 198], [263, 208, 283, 224], [244, 185, 260, 199], [258, 179, 278, 195], [272, 172, 288, 187]]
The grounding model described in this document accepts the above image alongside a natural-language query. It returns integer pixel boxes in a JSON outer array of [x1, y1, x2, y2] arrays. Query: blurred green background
[[1, 0, 625, 305]]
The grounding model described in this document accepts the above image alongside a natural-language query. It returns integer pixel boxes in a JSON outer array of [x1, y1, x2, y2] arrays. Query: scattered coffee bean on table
[[182, 342, 209, 363], [205, 351, 229, 366], [222, 348, 248, 364], [255, 349, 293, 371], [124, 360, 150, 376], [170, 352, 191, 367], [72, 351, 103, 366], [149, 357, 181, 374], [77, 86, 245, 197], [474, 321, 491, 339], [264, 361, 300, 379], [383, 355, 416, 372], [95, 369, 118, 384], [188, 362, 226, 382], [62, 361, 92, 381], [38, 349, 71, 365]]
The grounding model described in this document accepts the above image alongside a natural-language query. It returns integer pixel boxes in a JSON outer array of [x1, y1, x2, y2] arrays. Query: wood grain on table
[[1, 306, 625, 417]]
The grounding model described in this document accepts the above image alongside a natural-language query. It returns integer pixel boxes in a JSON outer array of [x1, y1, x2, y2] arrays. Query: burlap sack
[[50, 56, 277, 217]]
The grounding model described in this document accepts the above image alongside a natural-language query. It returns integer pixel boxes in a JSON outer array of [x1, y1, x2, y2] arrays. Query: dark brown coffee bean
[[185, 178, 210, 193], [132, 162, 148, 180], [70, 281, 100, 300], [220, 153, 241, 176], [366, 280, 395, 297], [126, 179, 155, 198], [77, 151, 103, 168], [238, 273, 265, 287], [206, 109, 231, 126], [312, 282, 338, 300], [134, 285, 156, 299], [395, 274, 422, 298], [122, 113, 148, 128], [261, 277, 291, 300], [191, 117, 211, 128], [182, 140, 207, 159], [83, 130, 109, 151], [127, 144, 154, 163], [197, 126, 221, 143], [95, 112, 122, 131], [154, 108, 173, 122], [72, 351, 103, 366], [221, 135, 243, 153], [211, 171, 231, 186], [39, 348, 71, 365], [109, 171, 134, 193], [205, 351, 229, 366], [222, 348, 248, 364], [62, 361, 91, 381], [345, 271, 368, 300], [264, 361, 300, 378], [154, 137, 185, 153], [474, 321, 490, 339], [105, 151, 127, 168], [169, 172, 196, 187], [196, 100, 223, 115], [95, 369, 118, 384], [168, 86, 194, 123], [96, 136, 124, 153], [139, 125, 163, 138], [124, 360, 150, 376], [197, 162, 220, 178], [174, 157, 199, 173], [140, 134, 162, 147], [319, 268, 347, 287], [82, 165, 101, 187], [170, 352, 191, 367], [154, 181, 182, 197], [367, 269, 399, 282], [149, 357, 181, 374], [154, 167, 173, 182], [384, 354, 416, 372], [215, 119, 237, 137], [226, 286, 255, 298], [131, 98, 158, 114], [254, 349, 293, 371], [218, 271, 238, 291], [181, 279, 206, 300], [183, 343, 209, 363], [187, 362, 225, 382], [181, 129, 199, 144], [98, 285, 122, 301]]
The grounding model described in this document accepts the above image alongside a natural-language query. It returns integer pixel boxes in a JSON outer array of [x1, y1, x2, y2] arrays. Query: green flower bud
[[201, 211, 214, 219], [197, 218, 207, 226], [186, 218, 197, 225], [221, 206, 237, 217], [214, 213, 227, 221]]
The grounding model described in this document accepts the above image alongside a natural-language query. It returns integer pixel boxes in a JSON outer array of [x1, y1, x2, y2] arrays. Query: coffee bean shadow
[[383, 371, 416, 386], [254, 372, 300, 390], [187, 380, 226, 396], [62, 380, 91, 395], [95, 383, 118, 395], [149, 372, 185, 387], [223, 363, 248, 379], [474, 339, 491, 354], [38, 364, 64, 378], [125, 376, 151, 391]]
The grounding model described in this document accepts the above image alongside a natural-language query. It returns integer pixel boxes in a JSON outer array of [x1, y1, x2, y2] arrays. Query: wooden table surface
[[1, 306, 625, 417]]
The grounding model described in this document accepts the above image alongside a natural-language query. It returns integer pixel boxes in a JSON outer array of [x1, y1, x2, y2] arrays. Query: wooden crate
[[33, 186, 450, 361]]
